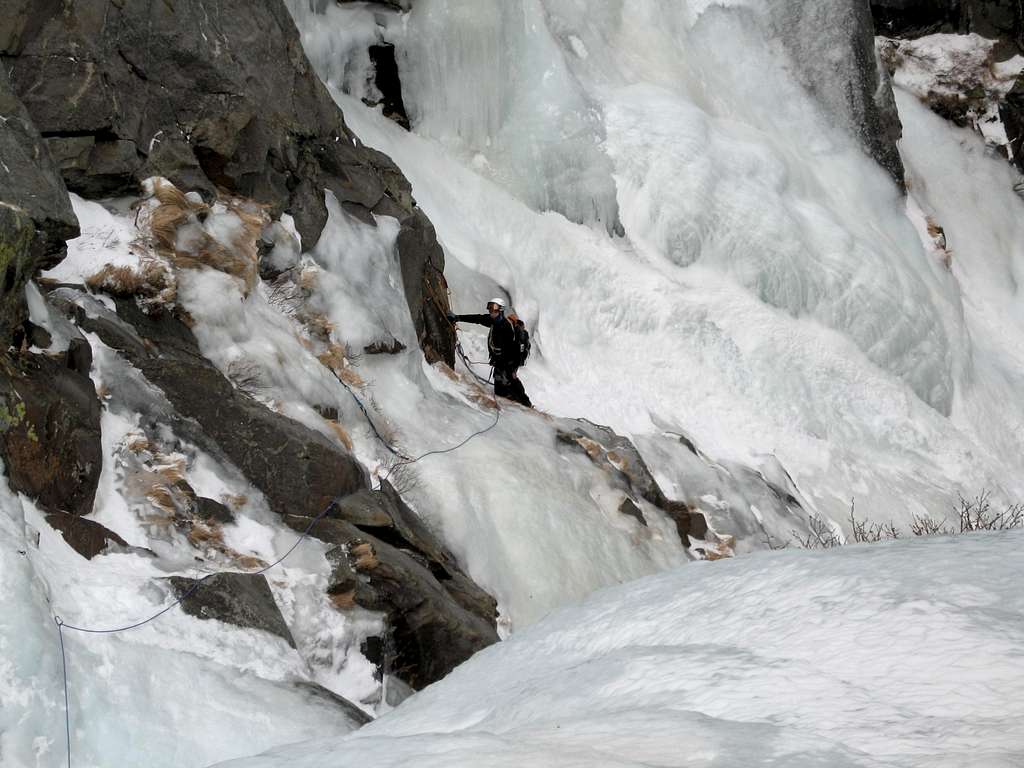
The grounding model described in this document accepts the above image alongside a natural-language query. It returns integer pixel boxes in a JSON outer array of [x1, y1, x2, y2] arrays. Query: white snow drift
[[216, 530, 1024, 768]]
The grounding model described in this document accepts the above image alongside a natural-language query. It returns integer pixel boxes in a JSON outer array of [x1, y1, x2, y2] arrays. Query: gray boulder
[[0, 68, 78, 340], [873, 1, 1024, 173], [168, 572, 296, 648], [46, 511, 129, 560], [0, 348, 102, 517], [873, 1, 1023, 52]]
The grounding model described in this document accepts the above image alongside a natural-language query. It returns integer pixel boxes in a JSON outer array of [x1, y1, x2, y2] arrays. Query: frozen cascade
[[4, 2, 1024, 766], [287, 0, 1024, 534], [286, 0, 622, 233], [399, 0, 622, 233]]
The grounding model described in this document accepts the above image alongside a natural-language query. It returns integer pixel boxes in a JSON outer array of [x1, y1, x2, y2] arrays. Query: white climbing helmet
[[487, 297, 505, 311]]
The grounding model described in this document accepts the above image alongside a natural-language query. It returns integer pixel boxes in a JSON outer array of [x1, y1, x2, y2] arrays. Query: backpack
[[507, 314, 531, 367]]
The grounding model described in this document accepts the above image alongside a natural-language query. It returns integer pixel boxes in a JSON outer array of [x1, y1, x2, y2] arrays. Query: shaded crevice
[[194, 145, 235, 192], [368, 43, 410, 130]]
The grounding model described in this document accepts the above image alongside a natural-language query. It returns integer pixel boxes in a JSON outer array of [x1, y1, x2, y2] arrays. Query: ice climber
[[448, 298, 533, 408]]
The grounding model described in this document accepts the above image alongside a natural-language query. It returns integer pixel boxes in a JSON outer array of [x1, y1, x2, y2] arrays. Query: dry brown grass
[[434, 362, 460, 382], [86, 258, 176, 306], [925, 217, 953, 270], [303, 312, 335, 343], [329, 590, 357, 611], [236, 555, 268, 570], [325, 419, 354, 451], [316, 343, 346, 372], [187, 521, 225, 548], [703, 534, 736, 561], [297, 265, 320, 292], [466, 387, 499, 411], [145, 485, 177, 516], [152, 457, 186, 485], [350, 541, 379, 571], [575, 436, 606, 463], [317, 342, 367, 388], [187, 519, 267, 570], [124, 434, 151, 454], [140, 179, 269, 296]]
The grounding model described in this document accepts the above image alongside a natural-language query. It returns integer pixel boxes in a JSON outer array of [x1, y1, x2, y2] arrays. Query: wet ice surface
[[214, 530, 1024, 768]]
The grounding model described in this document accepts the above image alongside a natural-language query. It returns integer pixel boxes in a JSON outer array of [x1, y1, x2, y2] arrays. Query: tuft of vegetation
[[0, 395, 37, 442], [86, 258, 176, 309], [139, 179, 269, 296], [790, 491, 1023, 550], [913, 490, 1024, 535]]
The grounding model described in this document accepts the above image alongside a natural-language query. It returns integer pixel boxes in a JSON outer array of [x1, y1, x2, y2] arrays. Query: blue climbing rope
[[53, 320, 507, 766], [53, 501, 337, 767]]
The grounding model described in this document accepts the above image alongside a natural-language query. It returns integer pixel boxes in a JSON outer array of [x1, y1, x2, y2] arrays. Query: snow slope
[[216, 529, 1024, 768]]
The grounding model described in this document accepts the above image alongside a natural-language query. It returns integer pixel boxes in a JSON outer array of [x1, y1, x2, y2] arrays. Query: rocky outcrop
[[556, 420, 709, 546], [287, 480, 498, 690], [47, 287, 367, 519], [0, 68, 78, 342], [872, 1, 1024, 53], [0, 350, 102, 516], [169, 572, 296, 648], [45, 511, 129, 560], [872, 1, 1024, 173], [1, 0, 454, 364]]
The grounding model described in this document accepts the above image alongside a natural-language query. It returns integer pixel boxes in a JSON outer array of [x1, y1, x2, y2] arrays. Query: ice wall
[[399, 0, 622, 233], [285, 0, 1024, 540]]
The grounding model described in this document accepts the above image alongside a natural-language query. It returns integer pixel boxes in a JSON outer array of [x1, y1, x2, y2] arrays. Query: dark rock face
[[0, 68, 78, 342], [1001, 77, 1024, 166], [169, 572, 296, 648], [286, 480, 498, 690], [872, 1, 1024, 51], [872, 1, 1024, 173], [45, 512, 128, 560], [337, 0, 412, 9], [195, 497, 236, 525], [618, 497, 647, 527], [769, 0, 905, 185], [0, 351, 102, 516], [48, 287, 367, 520], [1, 0, 454, 364], [367, 43, 411, 130], [557, 420, 709, 546]]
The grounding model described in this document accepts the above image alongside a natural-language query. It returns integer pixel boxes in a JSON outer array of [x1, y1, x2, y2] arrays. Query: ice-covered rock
[[47, 287, 368, 519]]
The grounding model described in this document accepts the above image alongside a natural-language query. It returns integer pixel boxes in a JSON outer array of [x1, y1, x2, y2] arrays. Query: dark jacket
[[454, 312, 517, 368]]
